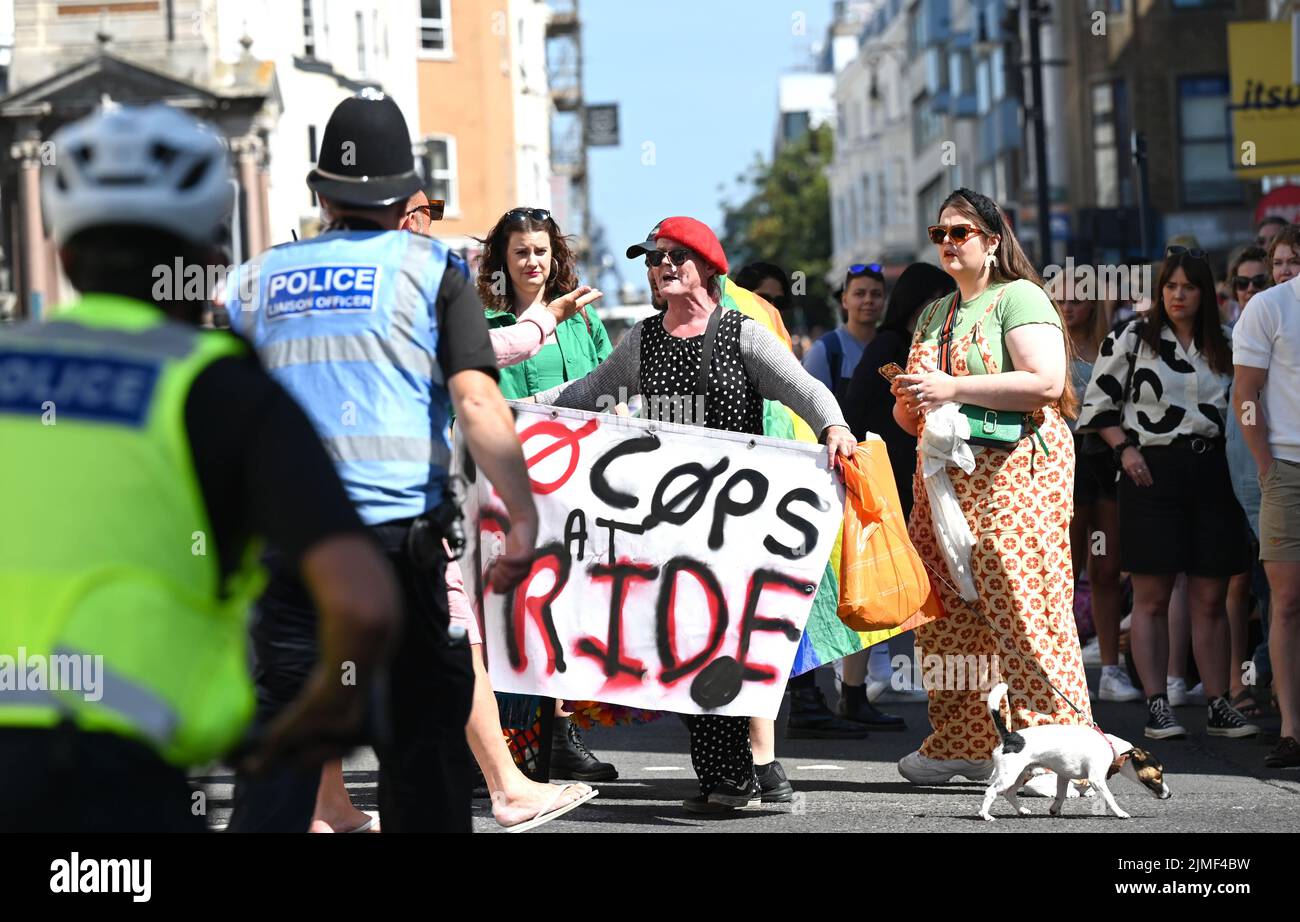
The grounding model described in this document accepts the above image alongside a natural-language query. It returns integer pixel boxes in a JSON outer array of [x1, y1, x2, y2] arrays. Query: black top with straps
[[638, 308, 765, 435]]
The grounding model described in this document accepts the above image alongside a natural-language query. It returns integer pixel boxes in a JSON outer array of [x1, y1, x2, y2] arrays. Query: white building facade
[[509, 0, 553, 213], [216, 0, 420, 245], [828, 0, 916, 276]]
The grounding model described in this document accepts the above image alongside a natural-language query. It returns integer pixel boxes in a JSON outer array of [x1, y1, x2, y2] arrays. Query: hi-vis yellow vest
[[0, 295, 266, 766]]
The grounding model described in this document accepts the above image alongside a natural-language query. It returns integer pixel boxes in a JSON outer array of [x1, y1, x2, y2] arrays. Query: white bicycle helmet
[[41, 103, 234, 247]]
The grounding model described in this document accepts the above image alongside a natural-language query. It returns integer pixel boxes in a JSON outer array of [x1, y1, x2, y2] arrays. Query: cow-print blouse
[[1076, 319, 1233, 446]]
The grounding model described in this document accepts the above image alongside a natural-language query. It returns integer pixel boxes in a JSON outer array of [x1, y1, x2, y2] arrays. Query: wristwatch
[[1112, 437, 1137, 464]]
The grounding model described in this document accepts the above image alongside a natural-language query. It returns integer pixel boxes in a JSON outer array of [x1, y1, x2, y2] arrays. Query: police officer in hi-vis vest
[[0, 104, 401, 832], [223, 92, 539, 833]]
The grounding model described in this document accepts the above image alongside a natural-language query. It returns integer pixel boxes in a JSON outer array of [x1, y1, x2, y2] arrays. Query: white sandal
[[497, 784, 598, 833]]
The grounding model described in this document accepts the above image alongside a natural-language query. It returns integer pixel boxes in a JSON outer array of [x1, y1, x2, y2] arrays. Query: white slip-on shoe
[[1080, 636, 1101, 666], [1098, 668, 1144, 702], [1166, 676, 1205, 707], [868, 678, 929, 703], [898, 750, 993, 785]]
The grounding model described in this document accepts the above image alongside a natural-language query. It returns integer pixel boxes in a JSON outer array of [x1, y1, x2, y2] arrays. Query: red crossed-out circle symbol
[[519, 417, 600, 495]]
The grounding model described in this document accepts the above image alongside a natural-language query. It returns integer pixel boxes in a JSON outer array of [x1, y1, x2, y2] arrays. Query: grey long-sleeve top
[[532, 313, 849, 437]]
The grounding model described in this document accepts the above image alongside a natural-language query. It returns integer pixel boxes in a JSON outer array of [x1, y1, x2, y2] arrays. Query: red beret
[[655, 216, 728, 275]]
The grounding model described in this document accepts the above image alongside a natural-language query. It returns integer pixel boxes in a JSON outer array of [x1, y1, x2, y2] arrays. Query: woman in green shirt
[[890, 188, 1094, 800], [477, 208, 613, 401], [474, 207, 619, 785]]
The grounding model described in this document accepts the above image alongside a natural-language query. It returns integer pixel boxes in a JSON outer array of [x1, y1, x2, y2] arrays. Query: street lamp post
[[1132, 130, 1153, 260], [1026, 0, 1052, 269]]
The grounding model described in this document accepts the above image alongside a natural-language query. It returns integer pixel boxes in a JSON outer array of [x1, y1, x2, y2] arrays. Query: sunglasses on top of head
[[1165, 245, 1208, 261], [506, 207, 552, 224], [927, 224, 984, 245], [645, 248, 692, 268], [847, 262, 884, 279]]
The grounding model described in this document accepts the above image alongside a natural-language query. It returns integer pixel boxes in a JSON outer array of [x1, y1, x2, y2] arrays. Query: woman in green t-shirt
[[890, 188, 1094, 800], [473, 207, 621, 788]]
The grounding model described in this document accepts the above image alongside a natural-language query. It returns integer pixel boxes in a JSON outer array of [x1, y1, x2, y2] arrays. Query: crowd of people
[[3, 89, 1296, 835]]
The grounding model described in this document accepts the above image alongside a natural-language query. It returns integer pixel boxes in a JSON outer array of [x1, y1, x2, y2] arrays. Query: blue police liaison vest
[[225, 230, 452, 525]]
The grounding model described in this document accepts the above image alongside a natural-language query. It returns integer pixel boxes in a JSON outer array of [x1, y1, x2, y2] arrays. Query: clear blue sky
[[582, 0, 833, 295]]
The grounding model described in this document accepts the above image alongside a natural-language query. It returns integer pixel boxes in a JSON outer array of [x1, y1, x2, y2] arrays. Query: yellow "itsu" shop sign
[[1229, 19, 1300, 178]]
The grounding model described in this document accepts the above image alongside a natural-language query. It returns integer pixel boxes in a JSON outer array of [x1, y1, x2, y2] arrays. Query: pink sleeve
[[491, 304, 558, 367], [444, 556, 482, 645]]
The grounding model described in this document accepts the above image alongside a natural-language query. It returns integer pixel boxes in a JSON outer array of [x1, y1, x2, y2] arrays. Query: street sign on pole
[[585, 104, 620, 147]]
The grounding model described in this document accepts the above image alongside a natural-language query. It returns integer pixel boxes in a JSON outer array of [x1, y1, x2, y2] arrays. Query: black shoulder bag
[[936, 292, 1046, 453]]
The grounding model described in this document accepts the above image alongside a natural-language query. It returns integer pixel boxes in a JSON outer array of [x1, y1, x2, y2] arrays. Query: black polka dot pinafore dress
[[640, 307, 764, 796]]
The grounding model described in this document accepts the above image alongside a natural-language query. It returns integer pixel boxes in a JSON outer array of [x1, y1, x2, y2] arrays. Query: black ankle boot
[[785, 687, 869, 739], [551, 716, 618, 782], [838, 683, 907, 730]]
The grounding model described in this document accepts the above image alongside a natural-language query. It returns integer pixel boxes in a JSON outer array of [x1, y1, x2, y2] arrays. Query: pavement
[[198, 666, 1300, 833]]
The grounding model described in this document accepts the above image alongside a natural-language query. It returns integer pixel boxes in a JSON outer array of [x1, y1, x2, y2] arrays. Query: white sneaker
[[897, 751, 993, 785], [867, 678, 929, 703], [1098, 668, 1144, 702], [1080, 636, 1101, 666], [1018, 771, 1091, 798], [1167, 676, 1204, 707]]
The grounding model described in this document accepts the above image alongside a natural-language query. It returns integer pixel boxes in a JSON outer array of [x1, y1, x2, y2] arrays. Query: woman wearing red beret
[[531, 216, 856, 812]]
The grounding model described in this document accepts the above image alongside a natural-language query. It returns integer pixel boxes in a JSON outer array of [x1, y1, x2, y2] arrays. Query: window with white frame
[[417, 136, 458, 215], [860, 175, 871, 239], [356, 12, 367, 74], [878, 167, 888, 229], [303, 0, 316, 57], [1177, 75, 1238, 206], [420, 0, 453, 56]]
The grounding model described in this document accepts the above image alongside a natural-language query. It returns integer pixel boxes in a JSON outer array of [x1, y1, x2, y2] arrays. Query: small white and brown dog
[[978, 682, 1172, 821]]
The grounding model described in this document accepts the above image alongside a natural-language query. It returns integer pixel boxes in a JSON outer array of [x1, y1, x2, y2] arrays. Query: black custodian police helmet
[[307, 91, 423, 208]]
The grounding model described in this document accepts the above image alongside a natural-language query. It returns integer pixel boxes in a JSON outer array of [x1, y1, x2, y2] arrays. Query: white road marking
[[796, 764, 844, 771], [644, 766, 685, 771]]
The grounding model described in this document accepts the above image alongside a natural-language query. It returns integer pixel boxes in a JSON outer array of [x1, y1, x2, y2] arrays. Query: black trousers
[[0, 725, 205, 833], [228, 521, 475, 833], [681, 715, 754, 794]]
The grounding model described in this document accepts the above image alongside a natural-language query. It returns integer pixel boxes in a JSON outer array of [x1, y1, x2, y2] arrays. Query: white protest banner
[[456, 403, 844, 719]]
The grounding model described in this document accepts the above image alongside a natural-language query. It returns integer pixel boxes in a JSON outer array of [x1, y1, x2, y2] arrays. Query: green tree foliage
[[720, 123, 834, 332]]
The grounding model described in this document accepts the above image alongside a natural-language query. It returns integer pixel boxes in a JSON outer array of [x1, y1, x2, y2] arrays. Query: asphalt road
[[198, 667, 1300, 833]]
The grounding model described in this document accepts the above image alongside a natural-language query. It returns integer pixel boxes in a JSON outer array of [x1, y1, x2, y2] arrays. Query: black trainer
[[786, 687, 869, 739], [683, 774, 762, 813], [838, 683, 906, 731], [1265, 736, 1300, 768], [551, 716, 618, 782], [1144, 694, 1187, 740], [1206, 695, 1259, 738], [755, 760, 794, 803], [706, 774, 762, 809]]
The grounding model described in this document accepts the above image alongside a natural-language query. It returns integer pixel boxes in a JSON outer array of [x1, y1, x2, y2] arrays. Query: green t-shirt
[[529, 341, 568, 393], [915, 278, 1062, 375]]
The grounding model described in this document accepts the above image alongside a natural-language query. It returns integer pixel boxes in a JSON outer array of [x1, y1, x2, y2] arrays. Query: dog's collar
[[1092, 724, 1127, 778]]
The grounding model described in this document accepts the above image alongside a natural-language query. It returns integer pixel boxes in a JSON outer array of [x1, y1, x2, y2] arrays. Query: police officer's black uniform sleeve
[[435, 266, 499, 381], [185, 353, 367, 582]]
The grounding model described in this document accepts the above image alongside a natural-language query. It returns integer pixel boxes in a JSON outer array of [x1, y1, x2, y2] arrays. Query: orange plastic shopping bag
[[838, 441, 938, 632]]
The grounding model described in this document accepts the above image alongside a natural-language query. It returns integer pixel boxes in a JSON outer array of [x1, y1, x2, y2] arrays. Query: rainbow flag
[[720, 279, 909, 675]]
